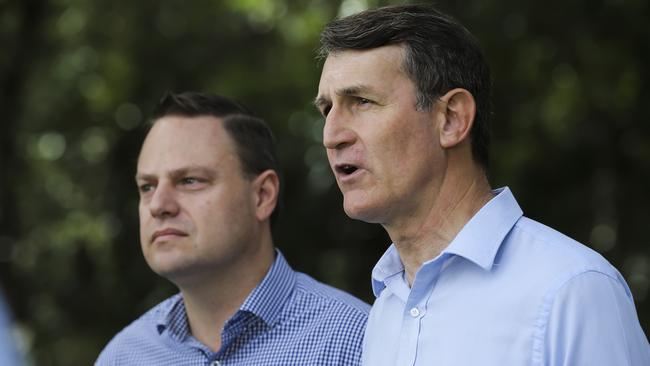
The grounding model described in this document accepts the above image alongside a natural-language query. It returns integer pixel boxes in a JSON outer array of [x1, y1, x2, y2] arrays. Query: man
[[315, 4, 649, 366], [96, 92, 369, 365]]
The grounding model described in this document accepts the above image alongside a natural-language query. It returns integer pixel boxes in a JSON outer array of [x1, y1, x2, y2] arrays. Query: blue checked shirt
[[96, 251, 369, 365], [362, 187, 649, 366]]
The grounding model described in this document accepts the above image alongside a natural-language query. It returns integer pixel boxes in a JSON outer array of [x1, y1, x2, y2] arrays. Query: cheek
[[367, 130, 407, 172], [197, 192, 246, 225], [367, 118, 410, 154], [326, 150, 336, 167], [138, 205, 149, 231], [379, 136, 435, 186]]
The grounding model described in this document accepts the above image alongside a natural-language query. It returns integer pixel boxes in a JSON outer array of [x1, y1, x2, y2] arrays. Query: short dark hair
[[149, 91, 282, 225], [319, 4, 491, 169]]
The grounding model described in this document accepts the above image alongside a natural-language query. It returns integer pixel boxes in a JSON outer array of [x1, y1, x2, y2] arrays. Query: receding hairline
[[147, 112, 227, 127], [138, 113, 235, 164]]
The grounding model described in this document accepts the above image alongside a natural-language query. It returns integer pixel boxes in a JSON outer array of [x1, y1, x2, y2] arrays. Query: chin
[[145, 252, 188, 278], [152, 263, 201, 286], [147, 260, 179, 279], [343, 198, 384, 224]]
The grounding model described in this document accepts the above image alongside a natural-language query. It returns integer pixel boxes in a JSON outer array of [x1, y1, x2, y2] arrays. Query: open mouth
[[336, 164, 359, 176]]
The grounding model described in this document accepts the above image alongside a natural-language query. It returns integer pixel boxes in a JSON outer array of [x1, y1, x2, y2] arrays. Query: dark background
[[1, 0, 648, 364]]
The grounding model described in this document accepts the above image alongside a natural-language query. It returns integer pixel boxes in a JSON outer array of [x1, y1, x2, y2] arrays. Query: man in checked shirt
[[96, 92, 369, 365]]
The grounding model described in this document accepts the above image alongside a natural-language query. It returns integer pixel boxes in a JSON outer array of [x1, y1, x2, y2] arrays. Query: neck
[[178, 232, 275, 352], [384, 161, 493, 286]]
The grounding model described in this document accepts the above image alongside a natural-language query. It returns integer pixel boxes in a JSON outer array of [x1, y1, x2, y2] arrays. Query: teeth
[[341, 165, 357, 174]]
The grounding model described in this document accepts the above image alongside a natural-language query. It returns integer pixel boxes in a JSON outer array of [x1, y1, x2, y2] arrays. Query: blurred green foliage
[[1, 0, 648, 364]]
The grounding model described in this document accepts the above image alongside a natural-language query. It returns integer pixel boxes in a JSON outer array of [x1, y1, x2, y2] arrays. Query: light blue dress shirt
[[97, 250, 369, 365], [362, 187, 649, 366], [0, 291, 23, 366]]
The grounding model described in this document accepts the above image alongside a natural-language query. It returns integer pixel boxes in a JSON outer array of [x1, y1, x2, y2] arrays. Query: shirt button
[[210, 361, 221, 366], [409, 307, 420, 317]]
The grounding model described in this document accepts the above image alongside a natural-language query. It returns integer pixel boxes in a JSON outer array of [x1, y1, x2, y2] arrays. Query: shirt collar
[[155, 249, 296, 337], [239, 249, 296, 326], [442, 187, 523, 270], [371, 245, 404, 297], [155, 294, 189, 340], [371, 187, 523, 297]]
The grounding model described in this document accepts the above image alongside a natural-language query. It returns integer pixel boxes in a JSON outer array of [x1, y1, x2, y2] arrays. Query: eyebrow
[[312, 95, 328, 110], [338, 85, 374, 97], [135, 165, 216, 182], [313, 85, 376, 110]]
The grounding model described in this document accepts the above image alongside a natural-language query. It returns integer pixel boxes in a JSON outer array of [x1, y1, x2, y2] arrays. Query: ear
[[251, 169, 280, 222], [438, 88, 476, 149]]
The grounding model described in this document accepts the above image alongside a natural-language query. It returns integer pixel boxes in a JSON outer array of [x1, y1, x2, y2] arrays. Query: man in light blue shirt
[[315, 4, 649, 365], [96, 92, 369, 365]]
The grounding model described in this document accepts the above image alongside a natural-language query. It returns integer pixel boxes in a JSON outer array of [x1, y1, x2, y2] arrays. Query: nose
[[148, 182, 180, 219], [322, 107, 356, 150]]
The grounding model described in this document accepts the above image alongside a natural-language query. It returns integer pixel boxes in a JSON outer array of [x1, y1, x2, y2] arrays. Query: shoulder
[[271, 273, 368, 363], [497, 216, 636, 323], [508, 217, 623, 283], [95, 294, 180, 365], [538, 268, 650, 364], [280, 272, 369, 336], [505, 217, 634, 308], [294, 272, 370, 315], [507, 219, 650, 363]]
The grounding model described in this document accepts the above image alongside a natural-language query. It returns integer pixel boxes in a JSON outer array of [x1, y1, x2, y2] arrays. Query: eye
[[180, 177, 199, 185], [138, 183, 154, 193], [356, 97, 372, 105], [320, 104, 332, 117]]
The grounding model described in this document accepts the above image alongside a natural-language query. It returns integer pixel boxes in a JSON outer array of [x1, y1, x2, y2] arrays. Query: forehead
[[318, 44, 408, 93], [137, 115, 237, 172]]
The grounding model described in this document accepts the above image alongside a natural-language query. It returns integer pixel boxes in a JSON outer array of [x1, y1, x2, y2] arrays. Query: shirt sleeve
[[543, 270, 650, 366]]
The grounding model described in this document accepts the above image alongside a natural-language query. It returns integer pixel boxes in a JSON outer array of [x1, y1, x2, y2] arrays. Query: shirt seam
[[604, 274, 634, 364], [292, 284, 370, 318], [531, 269, 631, 366]]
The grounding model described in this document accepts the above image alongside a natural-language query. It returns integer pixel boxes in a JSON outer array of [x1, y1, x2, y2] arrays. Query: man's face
[[317, 45, 446, 225], [136, 116, 257, 284]]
